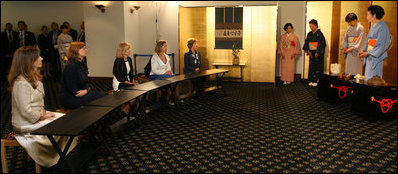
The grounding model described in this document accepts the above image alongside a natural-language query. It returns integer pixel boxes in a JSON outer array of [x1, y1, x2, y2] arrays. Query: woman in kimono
[[359, 5, 391, 82], [341, 13, 366, 75], [8, 46, 77, 168], [278, 23, 300, 84], [303, 19, 326, 87], [57, 24, 72, 73]]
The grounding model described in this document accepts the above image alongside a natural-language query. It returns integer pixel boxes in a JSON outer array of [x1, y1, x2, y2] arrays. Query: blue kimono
[[363, 21, 391, 81]]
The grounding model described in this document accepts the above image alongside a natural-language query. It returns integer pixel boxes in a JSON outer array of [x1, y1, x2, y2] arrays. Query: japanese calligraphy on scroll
[[215, 7, 243, 49]]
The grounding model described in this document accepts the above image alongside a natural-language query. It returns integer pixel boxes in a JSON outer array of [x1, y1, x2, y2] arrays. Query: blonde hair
[[154, 40, 167, 54], [187, 38, 196, 49], [66, 42, 86, 63], [116, 42, 131, 58], [8, 46, 42, 91]]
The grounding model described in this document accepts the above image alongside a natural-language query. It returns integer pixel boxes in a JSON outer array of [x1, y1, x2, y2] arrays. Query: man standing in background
[[15, 21, 36, 48], [77, 21, 85, 43], [1, 23, 17, 79]]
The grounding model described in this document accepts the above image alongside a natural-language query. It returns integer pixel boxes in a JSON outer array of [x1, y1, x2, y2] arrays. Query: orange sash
[[367, 39, 377, 51], [309, 42, 318, 50], [348, 37, 359, 47]]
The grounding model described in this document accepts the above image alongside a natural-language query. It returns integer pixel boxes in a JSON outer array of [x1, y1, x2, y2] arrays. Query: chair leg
[[1, 140, 8, 173], [35, 163, 41, 173]]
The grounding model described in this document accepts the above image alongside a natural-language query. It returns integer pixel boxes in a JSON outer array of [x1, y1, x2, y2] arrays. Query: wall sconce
[[130, 6, 141, 14], [95, 5, 105, 13]]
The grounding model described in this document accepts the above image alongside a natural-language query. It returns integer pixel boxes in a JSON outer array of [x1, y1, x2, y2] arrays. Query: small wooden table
[[213, 62, 246, 82]]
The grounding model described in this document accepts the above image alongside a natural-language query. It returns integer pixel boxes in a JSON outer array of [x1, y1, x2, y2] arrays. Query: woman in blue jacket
[[184, 39, 204, 95]]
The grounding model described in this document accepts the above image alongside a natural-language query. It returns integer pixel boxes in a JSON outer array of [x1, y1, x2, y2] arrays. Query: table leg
[[47, 135, 76, 172], [94, 125, 113, 154], [216, 72, 226, 94], [168, 82, 180, 106], [240, 66, 243, 82], [138, 92, 149, 116]]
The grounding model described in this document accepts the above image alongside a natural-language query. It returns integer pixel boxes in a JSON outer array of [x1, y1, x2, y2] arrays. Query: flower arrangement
[[232, 41, 240, 65]]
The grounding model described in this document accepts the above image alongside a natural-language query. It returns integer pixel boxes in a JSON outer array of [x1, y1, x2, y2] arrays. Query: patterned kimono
[[341, 22, 366, 75], [278, 33, 300, 82], [363, 21, 391, 81], [57, 33, 72, 72]]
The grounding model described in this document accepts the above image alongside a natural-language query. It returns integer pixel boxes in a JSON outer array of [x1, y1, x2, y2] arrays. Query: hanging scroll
[[215, 7, 243, 49]]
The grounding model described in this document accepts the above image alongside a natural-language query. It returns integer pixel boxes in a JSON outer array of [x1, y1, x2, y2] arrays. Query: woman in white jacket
[[149, 40, 180, 104], [149, 40, 174, 80], [8, 46, 77, 168]]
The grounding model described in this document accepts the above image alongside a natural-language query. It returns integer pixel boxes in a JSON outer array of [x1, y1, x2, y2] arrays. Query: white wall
[[1, 1, 84, 39], [124, 1, 140, 55], [132, 1, 180, 74], [83, 1, 125, 77]]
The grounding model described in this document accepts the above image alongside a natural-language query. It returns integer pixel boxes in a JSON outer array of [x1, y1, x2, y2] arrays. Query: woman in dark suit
[[112, 42, 137, 91], [112, 42, 140, 116], [59, 42, 106, 109], [183, 38, 204, 95]]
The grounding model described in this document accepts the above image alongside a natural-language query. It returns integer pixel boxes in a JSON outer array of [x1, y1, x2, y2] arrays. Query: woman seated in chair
[[60, 42, 107, 109], [8, 46, 78, 168], [150, 40, 179, 105], [112, 42, 138, 91], [112, 42, 141, 116], [149, 40, 174, 80], [183, 38, 205, 96]]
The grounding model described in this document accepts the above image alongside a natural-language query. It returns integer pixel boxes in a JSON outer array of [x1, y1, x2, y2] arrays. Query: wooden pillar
[[330, 1, 341, 64]]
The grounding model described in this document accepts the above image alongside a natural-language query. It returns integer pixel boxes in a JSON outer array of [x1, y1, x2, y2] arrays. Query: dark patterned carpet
[[1, 77, 397, 173]]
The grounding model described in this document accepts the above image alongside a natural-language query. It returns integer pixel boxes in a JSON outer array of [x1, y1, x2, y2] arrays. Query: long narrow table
[[31, 106, 115, 172], [86, 90, 147, 107], [161, 69, 229, 90], [125, 79, 176, 91], [29, 69, 229, 172]]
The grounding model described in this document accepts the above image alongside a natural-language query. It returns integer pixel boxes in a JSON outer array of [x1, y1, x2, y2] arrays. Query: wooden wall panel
[[179, 7, 207, 74]]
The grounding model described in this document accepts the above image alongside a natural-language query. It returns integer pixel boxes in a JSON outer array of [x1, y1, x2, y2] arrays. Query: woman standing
[[359, 5, 391, 82], [60, 42, 106, 109], [57, 24, 72, 73], [278, 23, 300, 84], [341, 13, 366, 75], [303, 19, 326, 87], [8, 46, 77, 168]]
